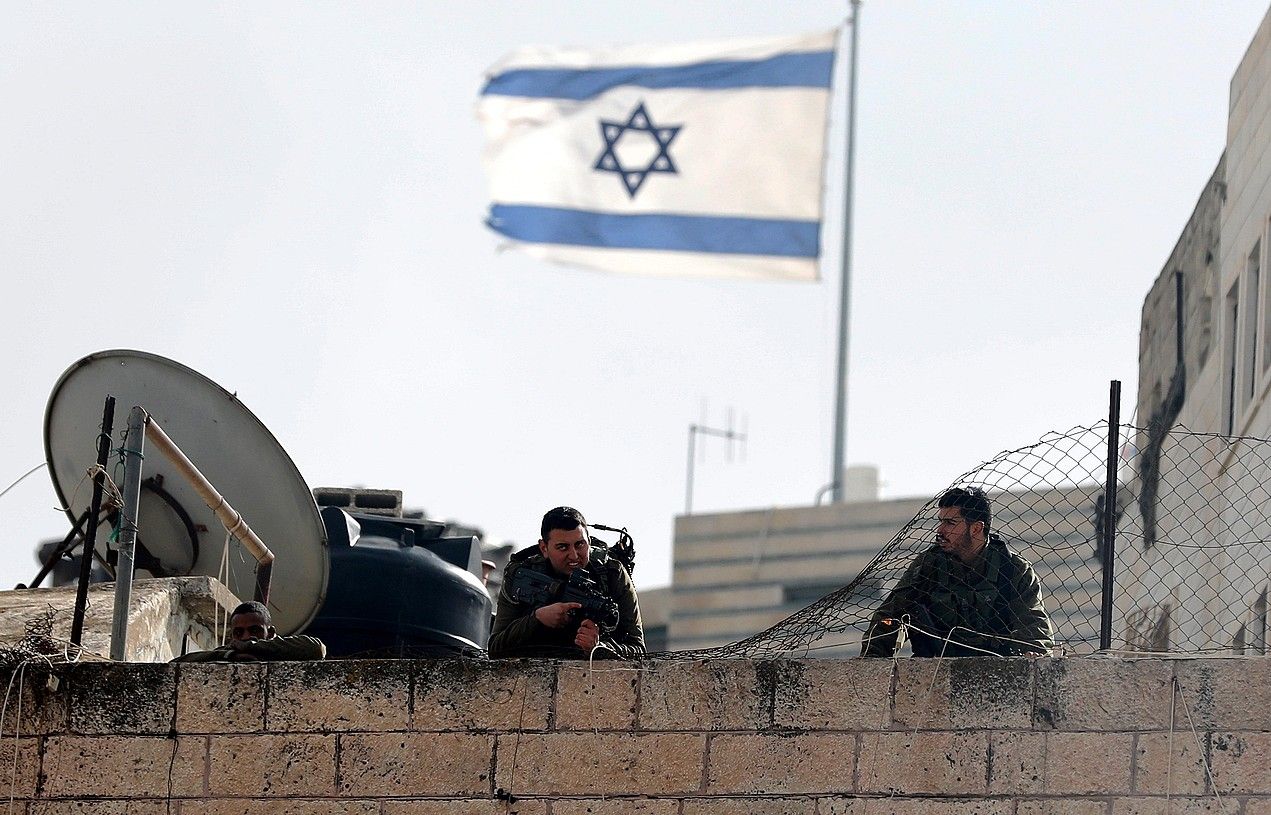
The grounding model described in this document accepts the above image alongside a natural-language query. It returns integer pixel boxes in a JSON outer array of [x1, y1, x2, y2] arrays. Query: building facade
[[1131, 5, 1271, 653]]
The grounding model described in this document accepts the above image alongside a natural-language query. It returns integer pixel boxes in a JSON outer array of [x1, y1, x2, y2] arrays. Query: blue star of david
[[593, 101, 683, 199]]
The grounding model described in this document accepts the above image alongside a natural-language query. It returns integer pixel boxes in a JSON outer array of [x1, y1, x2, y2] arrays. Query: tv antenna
[[684, 406, 748, 515]]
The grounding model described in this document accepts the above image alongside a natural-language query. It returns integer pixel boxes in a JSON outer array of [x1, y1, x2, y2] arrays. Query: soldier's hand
[[535, 602, 581, 629], [575, 619, 599, 651]]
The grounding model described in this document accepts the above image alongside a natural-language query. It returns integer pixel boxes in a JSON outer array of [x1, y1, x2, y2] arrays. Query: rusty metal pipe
[[144, 415, 275, 605]]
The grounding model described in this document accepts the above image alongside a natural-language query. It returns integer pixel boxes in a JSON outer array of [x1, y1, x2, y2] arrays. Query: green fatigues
[[172, 635, 326, 663], [488, 553, 645, 660], [862, 536, 1053, 658]]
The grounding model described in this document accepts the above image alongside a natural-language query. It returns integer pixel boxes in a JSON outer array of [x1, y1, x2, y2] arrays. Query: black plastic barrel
[[305, 507, 492, 658]]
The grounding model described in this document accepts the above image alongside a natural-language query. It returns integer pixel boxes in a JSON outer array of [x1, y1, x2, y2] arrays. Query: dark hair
[[230, 601, 272, 625], [938, 487, 991, 534], [540, 506, 587, 542]]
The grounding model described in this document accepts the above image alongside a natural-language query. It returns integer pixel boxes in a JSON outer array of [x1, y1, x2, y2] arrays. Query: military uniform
[[862, 535, 1053, 657], [173, 634, 326, 662], [488, 548, 644, 659]]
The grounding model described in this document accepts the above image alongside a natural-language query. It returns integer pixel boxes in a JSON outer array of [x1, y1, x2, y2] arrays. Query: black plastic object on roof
[[305, 507, 491, 657]]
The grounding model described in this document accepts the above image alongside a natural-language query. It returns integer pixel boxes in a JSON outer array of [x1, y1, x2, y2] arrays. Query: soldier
[[862, 487, 1053, 658], [174, 601, 326, 662], [488, 506, 644, 659]]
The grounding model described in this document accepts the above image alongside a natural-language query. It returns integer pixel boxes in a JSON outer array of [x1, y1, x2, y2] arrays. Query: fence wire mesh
[[662, 421, 1271, 659]]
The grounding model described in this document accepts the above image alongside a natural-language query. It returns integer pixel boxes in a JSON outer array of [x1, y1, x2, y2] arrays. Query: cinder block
[[179, 801, 379, 815], [493, 732, 702, 796], [205, 734, 334, 797], [1133, 731, 1208, 795], [552, 799, 680, 815], [684, 797, 818, 814], [175, 663, 265, 734], [0, 736, 41, 799], [894, 658, 1029, 729], [819, 798, 1011, 815], [1209, 731, 1271, 794], [41, 735, 203, 798], [1173, 658, 1271, 730], [338, 732, 492, 797], [1045, 732, 1132, 794], [1109, 797, 1226, 814], [708, 733, 855, 795], [554, 662, 638, 730], [1015, 802, 1109, 815], [857, 732, 987, 795], [988, 730, 1046, 794], [639, 660, 768, 731], [69, 663, 176, 735], [771, 659, 890, 731], [950, 659, 1033, 728], [413, 661, 551, 732], [30, 802, 174, 814], [265, 660, 409, 732], [1034, 658, 1172, 731], [381, 802, 547, 815], [0, 666, 69, 736]]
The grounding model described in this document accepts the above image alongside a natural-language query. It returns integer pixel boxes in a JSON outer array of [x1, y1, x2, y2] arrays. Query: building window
[[1263, 224, 1271, 371], [1244, 242, 1260, 404], [1224, 281, 1240, 434], [1254, 587, 1268, 655], [783, 581, 848, 607]]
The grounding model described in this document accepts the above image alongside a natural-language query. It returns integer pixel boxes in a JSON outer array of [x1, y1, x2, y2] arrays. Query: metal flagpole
[[831, 0, 862, 503]]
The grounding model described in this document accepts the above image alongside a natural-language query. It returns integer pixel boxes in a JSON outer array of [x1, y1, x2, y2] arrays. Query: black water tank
[[306, 507, 492, 657]]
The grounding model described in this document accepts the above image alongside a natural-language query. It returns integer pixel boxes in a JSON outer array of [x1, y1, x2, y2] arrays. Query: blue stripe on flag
[[482, 50, 835, 100], [487, 204, 820, 258]]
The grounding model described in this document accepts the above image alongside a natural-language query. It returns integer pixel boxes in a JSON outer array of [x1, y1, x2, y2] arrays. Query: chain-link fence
[[663, 421, 1271, 660]]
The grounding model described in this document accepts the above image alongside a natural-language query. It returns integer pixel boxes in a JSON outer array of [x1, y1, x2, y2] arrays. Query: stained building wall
[[1, 656, 1269, 813]]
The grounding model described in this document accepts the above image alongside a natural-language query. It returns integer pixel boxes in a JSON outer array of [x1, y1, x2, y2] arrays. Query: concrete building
[[1131, 5, 1271, 654]]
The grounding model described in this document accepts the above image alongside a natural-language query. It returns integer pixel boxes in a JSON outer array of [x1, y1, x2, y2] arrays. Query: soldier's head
[[935, 487, 990, 562], [538, 506, 591, 576], [228, 601, 276, 643]]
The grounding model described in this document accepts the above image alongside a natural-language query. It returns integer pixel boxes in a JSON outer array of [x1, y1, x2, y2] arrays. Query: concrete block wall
[[1, 657, 1269, 813]]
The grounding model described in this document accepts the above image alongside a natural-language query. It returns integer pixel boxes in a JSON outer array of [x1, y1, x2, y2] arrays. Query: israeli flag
[[478, 30, 838, 281]]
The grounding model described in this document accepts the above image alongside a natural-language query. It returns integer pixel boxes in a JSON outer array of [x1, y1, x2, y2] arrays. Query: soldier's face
[[935, 507, 983, 562], [229, 612, 275, 643], [539, 527, 590, 575]]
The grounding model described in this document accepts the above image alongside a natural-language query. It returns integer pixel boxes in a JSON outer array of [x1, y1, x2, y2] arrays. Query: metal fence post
[[1099, 380, 1122, 651], [110, 406, 147, 661], [70, 395, 115, 647]]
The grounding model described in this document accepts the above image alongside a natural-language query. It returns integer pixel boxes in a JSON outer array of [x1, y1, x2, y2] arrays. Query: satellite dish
[[43, 350, 328, 635]]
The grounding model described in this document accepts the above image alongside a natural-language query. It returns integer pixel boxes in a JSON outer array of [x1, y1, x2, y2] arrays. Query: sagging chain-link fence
[[665, 421, 1271, 659]]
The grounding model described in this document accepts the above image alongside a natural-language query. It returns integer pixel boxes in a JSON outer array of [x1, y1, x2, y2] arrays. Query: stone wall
[[0, 577, 237, 663], [2, 656, 1269, 813]]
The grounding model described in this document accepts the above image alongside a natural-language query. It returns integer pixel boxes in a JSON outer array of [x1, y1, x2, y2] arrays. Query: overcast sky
[[2, 2, 1268, 595]]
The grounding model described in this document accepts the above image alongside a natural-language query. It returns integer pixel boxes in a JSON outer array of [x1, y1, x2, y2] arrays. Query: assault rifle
[[504, 566, 621, 634]]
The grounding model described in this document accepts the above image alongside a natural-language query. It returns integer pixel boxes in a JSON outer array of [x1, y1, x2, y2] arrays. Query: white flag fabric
[[478, 30, 838, 281]]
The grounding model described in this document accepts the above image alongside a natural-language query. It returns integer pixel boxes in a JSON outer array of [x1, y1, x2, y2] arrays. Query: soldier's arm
[[171, 645, 236, 663], [237, 634, 327, 661], [597, 563, 644, 659], [1007, 561, 1053, 655], [861, 554, 928, 657], [488, 585, 548, 659]]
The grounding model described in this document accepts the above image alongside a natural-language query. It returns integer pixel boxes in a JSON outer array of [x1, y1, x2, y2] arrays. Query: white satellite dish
[[43, 350, 328, 635]]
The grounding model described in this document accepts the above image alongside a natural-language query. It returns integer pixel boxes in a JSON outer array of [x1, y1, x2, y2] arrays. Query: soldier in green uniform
[[174, 601, 326, 662], [862, 487, 1053, 658], [489, 506, 644, 659]]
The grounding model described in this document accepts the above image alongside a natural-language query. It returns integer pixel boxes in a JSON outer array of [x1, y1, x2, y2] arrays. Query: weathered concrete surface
[[0, 576, 237, 662], [0, 656, 1267, 812]]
